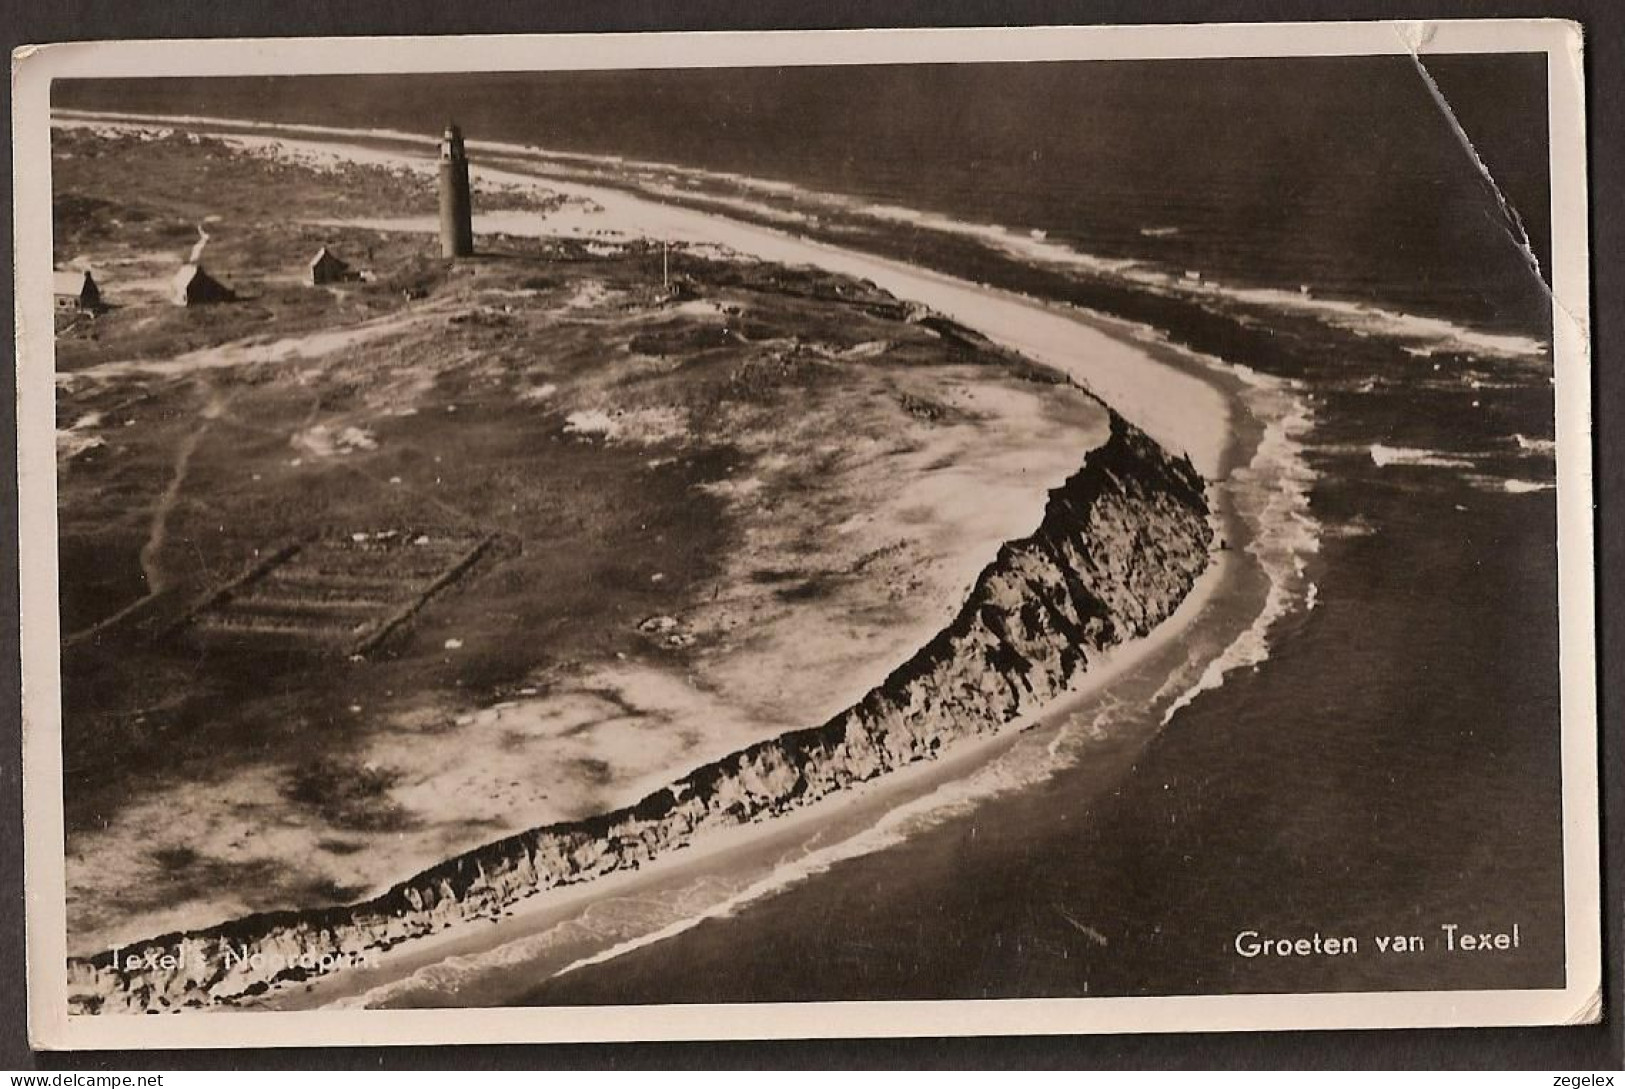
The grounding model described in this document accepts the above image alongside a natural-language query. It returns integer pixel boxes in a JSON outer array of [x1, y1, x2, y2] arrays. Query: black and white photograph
[[12, 21, 1599, 1048]]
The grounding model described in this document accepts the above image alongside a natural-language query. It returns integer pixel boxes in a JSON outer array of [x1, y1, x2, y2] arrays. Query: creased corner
[[1564, 987, 1603, 1025]]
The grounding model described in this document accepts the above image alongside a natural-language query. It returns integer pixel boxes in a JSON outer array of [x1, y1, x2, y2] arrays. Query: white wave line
[[57, 107, 1550, 364], [1160, 377, 1320, 726]]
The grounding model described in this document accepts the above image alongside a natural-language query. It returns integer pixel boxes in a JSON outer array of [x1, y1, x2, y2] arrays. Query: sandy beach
[[271, 548, 1239, 1011]]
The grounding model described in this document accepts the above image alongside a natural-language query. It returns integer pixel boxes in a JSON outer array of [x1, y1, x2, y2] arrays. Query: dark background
[[3, 0, 1620, 1071]]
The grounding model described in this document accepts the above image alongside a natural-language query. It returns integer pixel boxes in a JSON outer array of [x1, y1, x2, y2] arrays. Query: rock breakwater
[[67, 412, 1213, 1014]]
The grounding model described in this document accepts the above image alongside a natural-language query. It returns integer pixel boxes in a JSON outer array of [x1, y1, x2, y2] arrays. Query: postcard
[[12, 20, 1598, 1049]]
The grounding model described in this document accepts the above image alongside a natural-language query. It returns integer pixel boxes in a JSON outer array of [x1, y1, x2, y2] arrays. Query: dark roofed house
[[307, 246, 354, 286], [171, 263, 234, 307], [53, 270, 102, 312]]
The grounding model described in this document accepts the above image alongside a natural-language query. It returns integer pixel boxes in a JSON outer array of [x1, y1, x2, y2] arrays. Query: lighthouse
[[437, 124, 474, 258]]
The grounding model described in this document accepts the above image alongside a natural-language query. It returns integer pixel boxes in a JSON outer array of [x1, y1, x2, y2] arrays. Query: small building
[[53, 269, 102, 312], [171, 263, 234, 306], [307, 246, 354, 286]]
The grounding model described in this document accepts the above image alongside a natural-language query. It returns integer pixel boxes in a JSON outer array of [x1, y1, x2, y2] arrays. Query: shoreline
[[58, 115, 1271, 1015], [67, 408, 1231, 1015], [50, 108, 1550, 364], [270, 549, 1236, 1010], [284, 340, 1270, 1012]]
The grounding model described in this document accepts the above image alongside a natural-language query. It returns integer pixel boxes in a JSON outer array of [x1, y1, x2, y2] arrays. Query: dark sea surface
[[56, 55, 1551, 334], [54, 54, 1569, 1001]]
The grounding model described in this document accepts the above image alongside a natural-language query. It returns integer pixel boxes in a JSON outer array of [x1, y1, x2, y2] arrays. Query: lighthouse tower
[[437, 124, 474, 258]]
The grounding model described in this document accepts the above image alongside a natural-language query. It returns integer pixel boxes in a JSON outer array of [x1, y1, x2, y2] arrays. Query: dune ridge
[[67, 411, 1213, 1014]]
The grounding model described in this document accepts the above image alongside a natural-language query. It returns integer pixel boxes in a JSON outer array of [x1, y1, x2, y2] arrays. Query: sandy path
[[62, 383, 229, 646]]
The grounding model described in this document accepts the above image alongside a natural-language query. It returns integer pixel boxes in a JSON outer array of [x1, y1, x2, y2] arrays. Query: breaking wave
[[1514, 433, 1558, 456], [1358, 443, 1556, 496], [1159, 367, 1320, 725], [1500, 479, 1556, 494], [1368, 443, 1479, 469], [1468, 474, 1557, 495]]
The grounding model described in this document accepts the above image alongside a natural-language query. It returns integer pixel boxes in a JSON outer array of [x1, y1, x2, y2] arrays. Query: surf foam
[[1159, 368, 1320, 726]]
